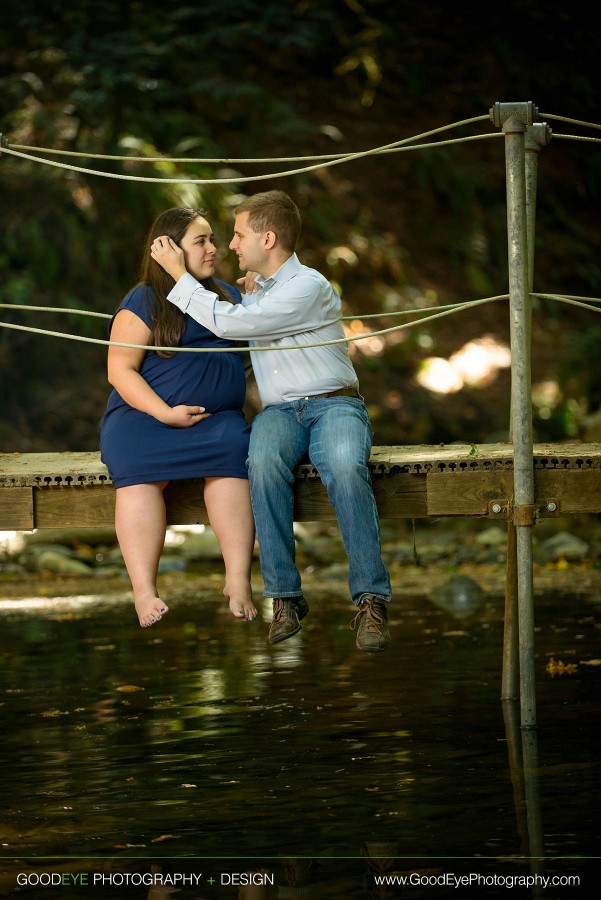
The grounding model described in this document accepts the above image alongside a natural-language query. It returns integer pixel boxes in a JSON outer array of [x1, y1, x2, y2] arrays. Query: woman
[[100, 208, 256, 627]]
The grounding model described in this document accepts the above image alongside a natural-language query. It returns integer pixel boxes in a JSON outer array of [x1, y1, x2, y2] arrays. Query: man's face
[[229, 212, 266, 274]]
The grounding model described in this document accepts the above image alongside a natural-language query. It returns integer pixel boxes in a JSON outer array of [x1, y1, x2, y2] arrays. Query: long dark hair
[[135, 207, 234, 358]]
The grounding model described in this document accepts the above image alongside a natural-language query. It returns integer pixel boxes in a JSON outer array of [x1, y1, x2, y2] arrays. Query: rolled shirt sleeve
[[167, 255, 359, 407], [168, 267, 340, 340]]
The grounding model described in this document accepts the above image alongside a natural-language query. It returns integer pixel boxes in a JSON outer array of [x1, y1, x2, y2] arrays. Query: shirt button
[[273, 369, 278, 374]]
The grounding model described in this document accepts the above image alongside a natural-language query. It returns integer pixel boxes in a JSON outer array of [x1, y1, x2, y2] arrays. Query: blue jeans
[[247, 397, 392, 606]]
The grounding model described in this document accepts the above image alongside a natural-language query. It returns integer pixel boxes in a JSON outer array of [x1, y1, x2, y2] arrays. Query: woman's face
[[179, 216, 217, 281]]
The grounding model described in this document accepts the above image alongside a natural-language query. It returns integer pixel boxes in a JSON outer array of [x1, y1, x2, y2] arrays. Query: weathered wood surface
[[1, 443, 601, 529]]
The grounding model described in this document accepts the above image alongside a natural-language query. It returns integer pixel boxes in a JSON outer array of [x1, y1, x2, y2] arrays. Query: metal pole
[[490, 102, 537, 729], [502, 525, 519, 700], [501, 122, 552, 703], [525, 124, 552, 295]]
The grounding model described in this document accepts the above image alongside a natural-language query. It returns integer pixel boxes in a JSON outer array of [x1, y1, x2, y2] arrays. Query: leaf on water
[[115, 684, 145, 692], [114, 843, 147, 848], [580, 658, 601, 666], [546, 657, 578, 676], [151, 834, 179, 843], [180, 783, 197, 788]]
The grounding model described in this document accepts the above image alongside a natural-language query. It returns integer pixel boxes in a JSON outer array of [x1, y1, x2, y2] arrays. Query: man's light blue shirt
[[167, 253, 359, 408]]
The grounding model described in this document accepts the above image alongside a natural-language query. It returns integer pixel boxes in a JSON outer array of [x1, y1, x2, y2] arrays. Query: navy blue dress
[[100, 281, 251, 488]]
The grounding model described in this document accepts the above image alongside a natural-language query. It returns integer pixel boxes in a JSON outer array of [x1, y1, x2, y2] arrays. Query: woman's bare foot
[[224, 583, 257, 621], [134, 592, 169, 627]]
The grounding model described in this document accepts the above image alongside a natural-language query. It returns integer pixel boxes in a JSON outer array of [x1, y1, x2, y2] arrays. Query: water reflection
[[0, 586, 599, 897]]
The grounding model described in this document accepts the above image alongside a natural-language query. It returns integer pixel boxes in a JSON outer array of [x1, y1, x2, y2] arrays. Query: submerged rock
[[540, 531, 590, 561], [33, 549, 93, 575], [429, 574, 486, 619]]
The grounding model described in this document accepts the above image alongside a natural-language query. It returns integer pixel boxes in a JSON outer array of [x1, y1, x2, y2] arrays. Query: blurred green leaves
[[2, 1, 601, 449]]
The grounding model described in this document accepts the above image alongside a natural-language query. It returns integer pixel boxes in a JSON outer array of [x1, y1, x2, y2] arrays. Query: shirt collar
[[255, 253, 301, 290]]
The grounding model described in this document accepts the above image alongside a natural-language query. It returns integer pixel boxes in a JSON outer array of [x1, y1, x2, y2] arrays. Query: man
[[150, 190, 392, 652]]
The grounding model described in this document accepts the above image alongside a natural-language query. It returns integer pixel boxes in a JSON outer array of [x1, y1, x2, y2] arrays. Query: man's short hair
[[235, 190, 302, 252]]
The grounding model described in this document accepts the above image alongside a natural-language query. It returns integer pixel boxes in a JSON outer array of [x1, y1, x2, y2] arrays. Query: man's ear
[[263, 230, 277, 250]]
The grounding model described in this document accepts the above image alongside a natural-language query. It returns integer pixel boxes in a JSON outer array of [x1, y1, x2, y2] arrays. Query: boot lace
[[350, 598, 385, 633], [272, 598, 289, 623]]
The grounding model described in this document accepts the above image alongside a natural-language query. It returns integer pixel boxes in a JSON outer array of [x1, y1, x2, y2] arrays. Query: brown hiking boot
[[269, 596, 308, 644], [350, 596, 390, 652]]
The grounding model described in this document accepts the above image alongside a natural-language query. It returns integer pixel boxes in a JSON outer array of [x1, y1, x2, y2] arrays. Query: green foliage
[[1, 2, 601, 449]]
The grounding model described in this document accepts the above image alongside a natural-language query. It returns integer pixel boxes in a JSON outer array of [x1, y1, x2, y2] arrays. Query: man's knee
[[249, 412, 306, 477], [318, 454, 369, 487], [248, 441, 295, 483]]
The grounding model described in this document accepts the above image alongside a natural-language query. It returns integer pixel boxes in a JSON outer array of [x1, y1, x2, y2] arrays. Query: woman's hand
[[236, 271, 260, 294], [107, 312, 211, 427], [150, 235, 187, 281], [161, 405, 212, 427]]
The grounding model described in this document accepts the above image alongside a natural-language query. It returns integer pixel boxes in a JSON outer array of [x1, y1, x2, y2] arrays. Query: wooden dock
[[2, 441, 601, 530], [2, 441, 599, 708]]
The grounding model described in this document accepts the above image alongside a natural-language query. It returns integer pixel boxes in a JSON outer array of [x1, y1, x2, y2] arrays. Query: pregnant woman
[[100, 207, 256, 627]]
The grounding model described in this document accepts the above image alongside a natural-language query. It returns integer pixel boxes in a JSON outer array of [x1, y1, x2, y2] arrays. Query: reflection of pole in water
[[502, 700, 545, 898], [237, 871, 269, 900], [503, 699, 528, 855], [521, 726, 545, 897], [279, 858, 313, 896]]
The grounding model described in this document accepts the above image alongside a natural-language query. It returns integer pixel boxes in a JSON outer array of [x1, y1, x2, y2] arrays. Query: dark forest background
[[1, 0, 601, 452]]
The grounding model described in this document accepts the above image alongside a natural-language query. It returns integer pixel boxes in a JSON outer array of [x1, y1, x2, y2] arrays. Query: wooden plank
[[427, 471, 514, 516], [427, 468, 601, 518], [34, 485, 115, 528], [291, 472, 428, 521], [34, 482, 213, 529], [535, 469, 601, 514], [3, 474, 427, 529], [370, 472, 428, 518], [293, 480, 337, 521], [164, 480, 210, 525], [162, 471, 429, 526], [4, 442, 601, 486], [3, 443, 601, 529], [0, 451, 111, 485], [0, 487, 34, 529]]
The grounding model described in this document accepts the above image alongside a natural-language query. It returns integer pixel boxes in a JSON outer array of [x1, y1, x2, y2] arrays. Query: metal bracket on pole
[[489, 499, 511, 519], [489, 499, 561, 521], [539, 499, 560, 517], [525, 123, 552, 152], [513, 504, 536, 527], [489, 102, 538, 131]]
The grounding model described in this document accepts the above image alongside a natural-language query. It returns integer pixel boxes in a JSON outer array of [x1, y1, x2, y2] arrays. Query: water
[[0, 583, 599, 898]]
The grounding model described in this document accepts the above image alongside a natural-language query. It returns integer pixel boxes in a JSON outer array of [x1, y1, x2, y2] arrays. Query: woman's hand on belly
[[161, 404, 213, 427]]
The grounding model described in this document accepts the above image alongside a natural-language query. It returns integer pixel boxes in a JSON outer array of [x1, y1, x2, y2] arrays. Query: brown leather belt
[[301, 387, 360, 400]]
